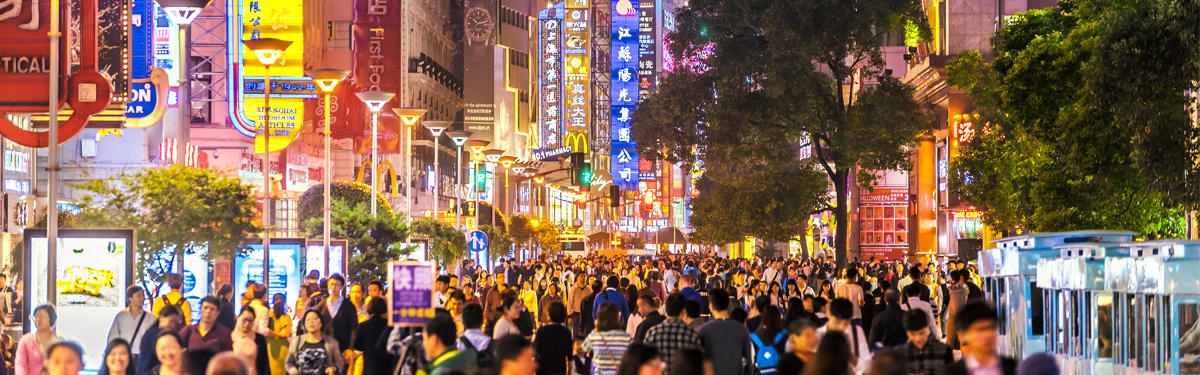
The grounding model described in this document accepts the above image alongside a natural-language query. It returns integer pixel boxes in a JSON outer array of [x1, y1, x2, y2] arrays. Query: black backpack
[[460, 336, 495, 369]]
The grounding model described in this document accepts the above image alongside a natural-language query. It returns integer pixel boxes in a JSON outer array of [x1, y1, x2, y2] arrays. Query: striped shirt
[[581, 330, 632, 375]]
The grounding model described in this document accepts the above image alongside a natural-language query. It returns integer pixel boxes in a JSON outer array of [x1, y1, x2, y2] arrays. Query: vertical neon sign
[[611, 0, 639, 190], [538, 4, 565, 148]]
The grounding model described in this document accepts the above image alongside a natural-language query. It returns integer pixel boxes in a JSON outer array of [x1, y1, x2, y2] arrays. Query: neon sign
[[227, 0, 310, 153], [539, 4, 565, 147]]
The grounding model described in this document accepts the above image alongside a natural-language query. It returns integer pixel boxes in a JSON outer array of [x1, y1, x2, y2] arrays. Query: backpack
[[750, 330, 787, 373], [460, 336, 494, 370]]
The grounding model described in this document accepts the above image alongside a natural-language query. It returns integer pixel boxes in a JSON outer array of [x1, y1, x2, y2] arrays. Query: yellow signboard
[[231, 0, 308, 153]]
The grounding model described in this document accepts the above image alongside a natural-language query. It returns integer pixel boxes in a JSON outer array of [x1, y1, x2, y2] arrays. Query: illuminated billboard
[[563, 1, 590, 135], [611, 0, 639, 190], [538, 4, 565, 148], [227, 0, 312, 153], [305, 239, 349, 280], [234, 238, 304, 311], [25, 229, 134, 373]]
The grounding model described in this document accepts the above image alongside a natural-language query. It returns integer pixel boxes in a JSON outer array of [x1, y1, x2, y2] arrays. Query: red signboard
[[0, 0, 112, 147], [350, 0, 405, 154], [859, 188, 908, 204]]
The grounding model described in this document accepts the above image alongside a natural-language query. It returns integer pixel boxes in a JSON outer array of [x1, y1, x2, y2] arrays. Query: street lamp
[[305, 68, 348, 273], [446, 131, 471, 230], [156, 0, 212, 274], [499, 156, 517, 218], [422, 120, 451, 221], [465, 140, 490, 230], [393, 107, 427, 227], [483, 149, 505, 227], [534, 175, 545, 218], [244, 36, 292, 290], [356, 91, 396, 217], [511, 163, 526, 214]]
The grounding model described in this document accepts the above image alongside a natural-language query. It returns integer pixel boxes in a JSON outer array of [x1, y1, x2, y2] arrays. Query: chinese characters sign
[[563, 4, 589, 134], [611, 0, 639, 190], [637, 1, 656, 100], [228, 0, 309, 153], [539, 5, 564, 148], [388, 261, 434, 326]]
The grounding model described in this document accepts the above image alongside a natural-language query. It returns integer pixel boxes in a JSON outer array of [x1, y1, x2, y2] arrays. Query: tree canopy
[[947, 0, 1193, 237], [633, 0, 930, 264], [302, 200, 412, 283]]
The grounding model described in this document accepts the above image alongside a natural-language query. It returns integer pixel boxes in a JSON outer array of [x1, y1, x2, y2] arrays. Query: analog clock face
[[466, 7, 493, 43]]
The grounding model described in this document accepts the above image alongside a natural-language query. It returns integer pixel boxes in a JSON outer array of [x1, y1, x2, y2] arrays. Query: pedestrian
[[326, 274, 359, 366], [580, 282, 602, 338], [697, 288, 753, 375], [869, 289, 907, 349], [147, 331, 185, 375], [616, 344, 663, 375], [816, 299, 870, 373], [153, 274, 192, 324], [420, 313, 477, 375], [494, 297, 525, 339], [533, 302, 572, 375], [668, 349, 710, 375], [644, 294, 702, 375], [944, 271, 968, 349], [16, 304, 60, 375], [867, 349, 908, 375], [206, 352, 256, 375], [684, 300, 705, 330], [179, 296, 234, 352], [99, 338, 134, 375], [945, 301, 1017, 375], [540, 283, 564, 325], [216, 284, 237, 330], [108, 286, 158, 366], [495, 334, 537, 375], [231, 306, 270, 375], [582, 303, 632, 375], [265, 294, 292, 375], [354, 298, 393, 375], [900, 285, 941, 340], [568, 273, 589, 336], [246, 285, 271, 335], [44, 341, 85, 375], [899, 310, 953, 375], [776, 319, 818, 375], [286, 310, 344, 375], [1016, 353, 1059, 375], [801, 331, 853, 375], [593, 277, 631, 324], [632, 295, 665, 344], [751, 295, 787, 374], [137, 305, 186, 375]]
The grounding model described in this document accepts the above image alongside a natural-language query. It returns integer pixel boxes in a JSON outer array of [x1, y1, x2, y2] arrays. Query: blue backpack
[[750, 330, 787, 373]]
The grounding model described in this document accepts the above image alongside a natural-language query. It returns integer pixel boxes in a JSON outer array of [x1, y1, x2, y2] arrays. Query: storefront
[[858, 188, 910, 261]]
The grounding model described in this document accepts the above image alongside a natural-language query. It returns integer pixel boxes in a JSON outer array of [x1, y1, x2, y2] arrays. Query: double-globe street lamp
[[446, 131, 472, 230], [511, 163, 526, 214], [498, 156, 517, 218], [304, 68, 349, 271], [482, 149, 505, 228], [355, 92, 396, 217], [465, 140, 490, 229], [244, 37, 293, 290], [422, 120, 451, 221], [394, 108, 427, 246]]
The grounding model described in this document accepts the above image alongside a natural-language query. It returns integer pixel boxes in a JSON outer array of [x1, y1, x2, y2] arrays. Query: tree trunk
[[834, 169, 849, 269]]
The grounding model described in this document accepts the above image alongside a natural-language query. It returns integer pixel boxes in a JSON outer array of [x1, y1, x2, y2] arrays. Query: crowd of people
[[13, 253, 1060, 375]]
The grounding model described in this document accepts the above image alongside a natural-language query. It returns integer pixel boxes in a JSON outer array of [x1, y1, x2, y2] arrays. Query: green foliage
[[479, 225, 513, 262], [302, 200, 411, 284], [297, 181, 395, 235], [410, 218, 468, 268], [634, 0, 930, 265], [946, 0, 1188, 238], [690, 163, 829, 246], [67, 165, 262, 296]]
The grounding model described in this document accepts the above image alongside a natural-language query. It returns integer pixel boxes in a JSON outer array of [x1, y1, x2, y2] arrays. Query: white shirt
[[964, 352, 1002, 375], [433, 290, 447, 308], [327, 294, 345, 318], [900, 297, 942, 339], [835, 282, 864, 319], [107, 309, 158, 355], [249, 299, 271, 335]]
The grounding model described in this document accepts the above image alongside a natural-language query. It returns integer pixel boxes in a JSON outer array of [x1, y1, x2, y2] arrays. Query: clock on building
[[466, 7, 494, 45]]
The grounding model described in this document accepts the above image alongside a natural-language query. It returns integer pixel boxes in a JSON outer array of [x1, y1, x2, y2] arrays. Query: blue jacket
[[680, 287, 703, 307], [591, 289, 630, 323]]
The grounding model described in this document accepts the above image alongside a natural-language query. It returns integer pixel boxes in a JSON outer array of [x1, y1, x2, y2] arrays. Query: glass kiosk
[[1128, 240, 1200, 375], [1044, 242, 1131, 375], [985, 231, 1135, 358]]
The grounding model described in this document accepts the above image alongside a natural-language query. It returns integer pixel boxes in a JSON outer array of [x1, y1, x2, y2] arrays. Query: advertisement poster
[[538, 5, 565, 148], [234, 239, 303, 310], [226, 0, 310, 153], [147, 249, 208, 324], [637, 0, 656, 100], [562, 4, 589, 135], [304, 239, 348, 279], [388, 261, 434, 326], [350, 0, 404, 153], [859, 188, 909, 260], [26, 229, 133, 373]]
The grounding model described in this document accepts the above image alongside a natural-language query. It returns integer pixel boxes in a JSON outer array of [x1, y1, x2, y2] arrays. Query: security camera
[[213, 150, 220, 159]]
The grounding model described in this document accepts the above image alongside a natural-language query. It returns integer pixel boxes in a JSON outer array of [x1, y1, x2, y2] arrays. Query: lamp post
[[422, 120, 450, 221], [305, 68, 348, 269], [483, 149, 505, 228], [446, 131, 472, 230], [244, 37, 293, 289], [498, 156, 517, 217], [157, 0, 212, 274], [534, 175, 545, 219], [511, 163, 526, 213], [356, 91, 396, 217], [394, 108, 427, 228], [465, 140, 490, 229]]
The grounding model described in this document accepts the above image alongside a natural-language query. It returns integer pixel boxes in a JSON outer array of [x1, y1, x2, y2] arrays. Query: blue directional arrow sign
[[468, 231, 489, 253]]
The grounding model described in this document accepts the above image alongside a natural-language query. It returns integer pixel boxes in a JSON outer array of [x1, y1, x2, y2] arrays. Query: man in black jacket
[[632, 295, 664, 344], [869, 289, 907, 349], [945, 301, 1017, 375], [327, 274, 359, 364]]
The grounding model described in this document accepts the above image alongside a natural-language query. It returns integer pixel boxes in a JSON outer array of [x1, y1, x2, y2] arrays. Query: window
[[1030, 281, 1045, 336]]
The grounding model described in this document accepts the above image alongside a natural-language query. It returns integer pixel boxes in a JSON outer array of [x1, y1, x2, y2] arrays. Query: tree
[[302, 200, 412, 283], [410, 218, 469, 268], [68, 165, 262, 296], [297, 181, 395, 235], [946, 0, 1187, 237], [633, 0, 930, 265], [479, 225, 514, 262], [689, 163, 829, 246]]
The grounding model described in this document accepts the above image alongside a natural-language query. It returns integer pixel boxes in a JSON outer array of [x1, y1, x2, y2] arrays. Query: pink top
[[15, 332, 58, 375]]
